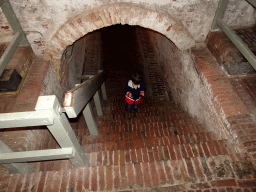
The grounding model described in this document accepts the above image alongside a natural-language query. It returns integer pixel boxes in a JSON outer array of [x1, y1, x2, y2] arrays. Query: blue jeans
[[125, 102, 138, 113]]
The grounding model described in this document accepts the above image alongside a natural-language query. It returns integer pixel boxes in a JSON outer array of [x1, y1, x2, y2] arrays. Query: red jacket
[[124, 80, 145, 105]]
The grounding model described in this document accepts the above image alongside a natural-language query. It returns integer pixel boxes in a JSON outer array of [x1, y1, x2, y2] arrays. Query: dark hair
[[131, 72, 142, 85]]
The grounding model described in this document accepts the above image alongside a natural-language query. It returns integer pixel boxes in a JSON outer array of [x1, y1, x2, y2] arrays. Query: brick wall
[[59, 31, 101, 91], [146, 31, 228, 140], [146, 29, 256, 155], [205, 29, 256, 155]]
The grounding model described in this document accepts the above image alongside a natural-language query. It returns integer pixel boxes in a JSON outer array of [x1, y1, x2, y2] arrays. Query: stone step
[[97, 109, 199, 122], [94, 120, 205, 136], [81, 139, 235, 160], [95, 117, 204, 130], [81, 130, 220, 147]]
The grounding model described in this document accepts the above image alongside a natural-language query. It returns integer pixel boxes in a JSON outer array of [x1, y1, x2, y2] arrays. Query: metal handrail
[[0, 0, 30, 77], [64, 70, 107, 118], [0, 70, 108, 173], [64, 70, 107, 135], [211, 0, 256, 71], [0, 95, 90, 173]]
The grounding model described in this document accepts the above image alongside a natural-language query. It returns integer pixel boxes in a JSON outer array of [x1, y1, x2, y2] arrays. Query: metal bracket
[[0, 0, 29, 45], [0, 32, 22, 76], [36, 95, 89, 167], [0, 139, 35, 174], [211, 0, 229, 31], [0, 148, 74, 164]]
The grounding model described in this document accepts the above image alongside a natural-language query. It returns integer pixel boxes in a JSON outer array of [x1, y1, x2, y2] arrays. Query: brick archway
[[48, 3, 195, 56]]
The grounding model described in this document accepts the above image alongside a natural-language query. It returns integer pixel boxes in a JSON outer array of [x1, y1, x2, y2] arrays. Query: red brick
[[21, 173, 33, 192], [44, 172, 55, 192], [106, 166, 113, 190], [152, 137, 160, 146], [91, 167, 97, 191], [98, 166, 105, 191], [168, 135, 175, 145], [126, 164, 135, 187], [201, 143, 211, 157], [125, 149, 131, 163], [142, 162, 151, 187], [109, 151, 114, 165], [181, 144, 188, 158], [120, 150, 125, 165], [185, 143, 194, 158], [197, 143, 205, 157], [37, 171, 47, 192], [83, 167, 90, 190], [163, 136, 170, 145], [6, 174, 19, 192], [156, 161, 167, 185], [152, 147, 160, 161], [141, 148, 149, 162], [113, 166, 120, 189], [192, 157, 205, 182], [163, 145, 171, 160], [218, 140, 230, 155], [118, 140, 126, 150], [75, 169, 83, 192], [180, 159, 189, 182], [149, 162, 159, 187], [168, 145, 177, 160], [130, 149, 138, 163], [174, 145, 182, 159], [207, 141, 217, 156], [185, 158, 196, 181], [163, 161, 174, 184], [226, 188, 235, 192], [106, 142, 116, 151], [120, 165, 128, 189], [146, 147, 154, 162], [199, 157, 212, 180], [211, 179, 237, 187], [170, 160, 181, 181], [30, 172, 41, 192], [97, 151, 103, 166], [237, 179, 256, 188], [14, 173, 27, 192], [134, 163, 143, 187], [212, 140, 223, 155], [136, 148, 143, 162], [173, 135, 180, 144], [114, 150, 119, 166]]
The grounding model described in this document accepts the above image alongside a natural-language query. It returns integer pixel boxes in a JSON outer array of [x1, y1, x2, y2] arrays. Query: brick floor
[[1, 67, 256, 191]]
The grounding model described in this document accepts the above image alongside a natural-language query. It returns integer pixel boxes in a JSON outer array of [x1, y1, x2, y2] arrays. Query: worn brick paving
[[2, 67, 256, 191]]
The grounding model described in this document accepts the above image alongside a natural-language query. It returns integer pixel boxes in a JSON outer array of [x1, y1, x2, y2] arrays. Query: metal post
[[0, 32, 22, 76], [246, 0, 256, 8], [0, 140, 35, 174], [217, 19, 256, 71], [211, 0, 229, 31], [101, 82, 107, 100], [93, 91, 103, 116], [35, 95, 89, 167], [1, 0, 29, 45], [83, 102, 99, 135]]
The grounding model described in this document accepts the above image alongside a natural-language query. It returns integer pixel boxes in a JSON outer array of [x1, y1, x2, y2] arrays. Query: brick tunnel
[[1, 23, 256, 191]]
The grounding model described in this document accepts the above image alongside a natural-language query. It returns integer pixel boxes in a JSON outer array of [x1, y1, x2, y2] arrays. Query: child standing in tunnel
[[124, 72, 145, 118]]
